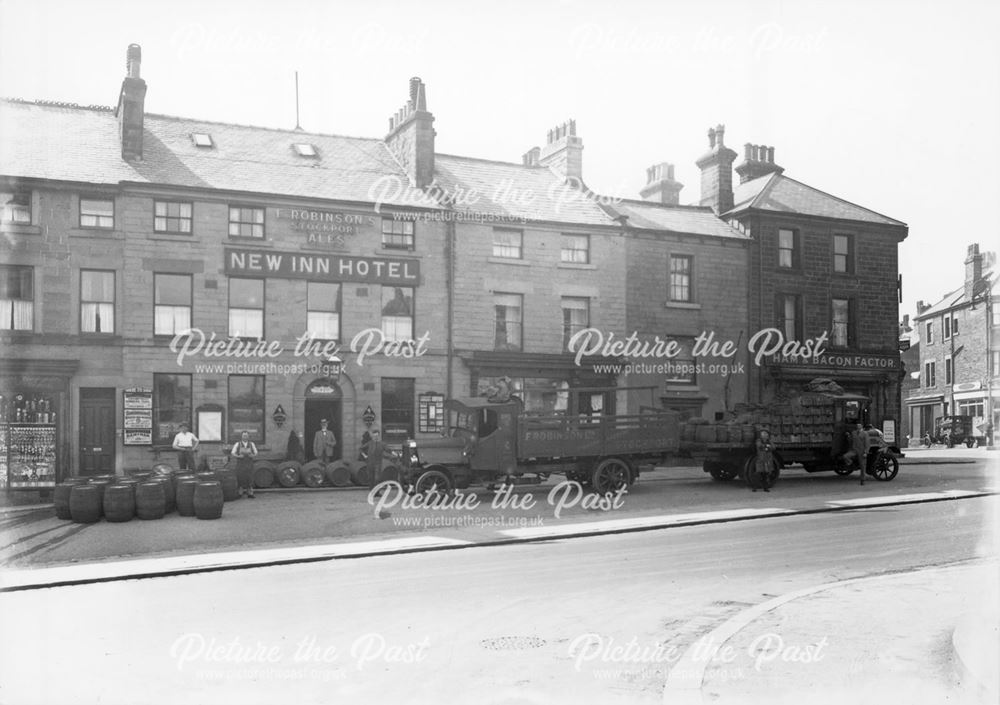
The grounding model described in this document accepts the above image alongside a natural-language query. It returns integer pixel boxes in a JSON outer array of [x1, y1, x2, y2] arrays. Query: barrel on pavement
[[194, 481, 224, 520], [103, 484, 135, 522], [136, 481, 166, 520], [69, 484, 101, 524], [253, 461, 276, 489], [301, 460, 325, 488], [324, 460, 352, 487], [176, 479, 198, 516]]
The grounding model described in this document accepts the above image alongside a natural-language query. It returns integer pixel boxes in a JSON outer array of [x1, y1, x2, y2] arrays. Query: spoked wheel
[[706, 460, 739, 481], [870, 454, 899, 481], [591, 458, 631, 494], [414, 469, 453, 497]]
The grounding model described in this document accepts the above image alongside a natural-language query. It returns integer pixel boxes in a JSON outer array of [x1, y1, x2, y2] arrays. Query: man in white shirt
[[172, 423, 200, 471]]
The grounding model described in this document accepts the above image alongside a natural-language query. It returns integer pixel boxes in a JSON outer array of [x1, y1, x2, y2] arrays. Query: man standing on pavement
[[312, 418, 337, 463], [172, 423, 199, 471]]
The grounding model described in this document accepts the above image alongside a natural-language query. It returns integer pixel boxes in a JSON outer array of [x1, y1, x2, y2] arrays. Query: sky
[[1, 0, 998, 321]]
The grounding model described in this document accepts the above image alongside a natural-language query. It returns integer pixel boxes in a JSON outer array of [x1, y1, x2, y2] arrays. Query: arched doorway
[[304, 378, 342, 461]]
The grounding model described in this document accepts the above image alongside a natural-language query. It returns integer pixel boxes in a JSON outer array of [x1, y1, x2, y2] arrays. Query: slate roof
[[0, 99, 417, 207], [727, 172, 906, 227], [432, 155, 612, 226], [915, 270, 996, 320], [607, 199, 748, 240]]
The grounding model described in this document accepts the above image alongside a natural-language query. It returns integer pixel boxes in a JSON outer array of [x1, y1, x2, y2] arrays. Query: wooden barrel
[[151, 462, 175, 476], [153, 476, 175, 514], [194, 481, 224, 520], [253, 461, 276, 489], [103, 484, 135, 522], [176, 479, 198, 516], [349, 460, 371, 487], [214, 468, 240, 501], [275, 460, 300, 488], [87, 478, 113, 513], [69, 485, 101, 524], [129, 470, 153, 481], [54, 481, 83, 520], [379, 464, 401, 484], [324, 460, 352, 487], [301, 460, 325, 488], [113, 478, 139, 501], [136, 481, 166, 520]]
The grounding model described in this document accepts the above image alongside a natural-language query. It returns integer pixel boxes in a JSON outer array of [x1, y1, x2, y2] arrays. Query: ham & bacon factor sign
[[225, 248, 420, 285]]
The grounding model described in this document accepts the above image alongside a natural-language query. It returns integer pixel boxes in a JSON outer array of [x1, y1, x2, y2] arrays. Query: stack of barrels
[[53, 465, 228, 523]]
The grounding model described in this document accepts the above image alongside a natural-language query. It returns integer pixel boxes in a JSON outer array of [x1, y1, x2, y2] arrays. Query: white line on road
[[498, 508, 796, 539], [0, 535, 471, 591]]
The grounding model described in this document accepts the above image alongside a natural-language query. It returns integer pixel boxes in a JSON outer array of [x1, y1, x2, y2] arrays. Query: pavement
[[1, 451, 997, 702]]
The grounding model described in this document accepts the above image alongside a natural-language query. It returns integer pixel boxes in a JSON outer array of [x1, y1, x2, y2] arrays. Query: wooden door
[[79, 388, 115, 475]]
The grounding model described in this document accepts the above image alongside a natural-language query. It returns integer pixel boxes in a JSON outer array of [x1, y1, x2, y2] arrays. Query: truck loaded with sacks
[[688, 378, 901, 485]]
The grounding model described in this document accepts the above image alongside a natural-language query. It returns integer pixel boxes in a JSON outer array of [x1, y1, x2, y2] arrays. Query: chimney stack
[[385, 77, 436, 188], [522, 147, 541, 167], [965, 243, 984, 301], [734, 142, 784, 183], [695, 124, 737, 214], [115, 44, 146, 161], [639, 162, 684, 205], [538, 119, 583, 185]]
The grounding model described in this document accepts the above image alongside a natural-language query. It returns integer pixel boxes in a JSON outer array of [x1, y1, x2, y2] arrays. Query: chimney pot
[[716, 124, 726, 146], [126, 43, 141, 78], [708, 128, 717, 149]]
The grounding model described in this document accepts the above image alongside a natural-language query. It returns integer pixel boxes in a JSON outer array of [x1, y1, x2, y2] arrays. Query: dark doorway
[[305, 399, 342, 461], [79, 388, 115, 475]]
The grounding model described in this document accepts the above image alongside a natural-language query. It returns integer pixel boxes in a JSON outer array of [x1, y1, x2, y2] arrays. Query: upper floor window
[[80, 198, 114, 229], [831, 298, 851, 348], [943, 315, 959, 340], [381, 219, 415, 250], [562, 297, 590, 349], [777, 294, 801, 341], [0, 265, 33, 331], [669, 255, 693, 302], [81, 270, 115, 333], [924, 360, 936, 387], [833, 234, 854, 274], [154, 273, 192, 336], [1, 192, 30, 224], [154, 201, 193, 234], [560, 234, 590, 264], [307, 282, 341, 341], [381, 286, 414, 342], [229, 206, 265, 239], [493, 229, 523, 259], [925, 321, 934, 344], [778, 229, 799, 268], [494, 293, 523, 351], [229, 278, 264, 338], [945, 356, 953, 385]]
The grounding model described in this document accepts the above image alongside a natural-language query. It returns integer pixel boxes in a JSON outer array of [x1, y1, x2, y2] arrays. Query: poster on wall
[[123, 388, 153, 445]]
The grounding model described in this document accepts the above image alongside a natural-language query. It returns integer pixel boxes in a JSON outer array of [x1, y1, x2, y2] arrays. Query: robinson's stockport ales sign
[[225, 248, 419, 285]]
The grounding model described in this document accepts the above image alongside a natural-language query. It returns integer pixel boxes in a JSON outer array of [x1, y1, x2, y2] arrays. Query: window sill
[[79, 334, 122, 342], [487, 257, 530, 266], [377, 247, 420, 257], [0, 330, 36, 340], [0, 224, 41, 236], [557, 262, 595, 270], [665, 301, 701, 310], [228, 237, 272, 245], [69, 229, 121, 239], [149, 233, 196, 243]]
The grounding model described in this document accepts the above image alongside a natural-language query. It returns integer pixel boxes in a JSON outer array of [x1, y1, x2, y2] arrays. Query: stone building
[[709, 133, 909, 436], [906, 244, 998, 442]]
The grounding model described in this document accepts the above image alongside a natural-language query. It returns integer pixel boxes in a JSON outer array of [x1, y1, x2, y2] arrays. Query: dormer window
[[191, 133, 214, 148], [293, 143, 318, 157]]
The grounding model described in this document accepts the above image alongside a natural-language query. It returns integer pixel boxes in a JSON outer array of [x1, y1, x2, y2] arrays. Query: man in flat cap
[[313, 418, 337, 463]]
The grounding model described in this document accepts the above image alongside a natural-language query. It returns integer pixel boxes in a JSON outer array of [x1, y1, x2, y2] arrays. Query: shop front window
[[153, 373, 191, 445], [381, 378, 414, 445]]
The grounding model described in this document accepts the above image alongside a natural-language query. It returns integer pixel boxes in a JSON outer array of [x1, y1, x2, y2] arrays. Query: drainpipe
[[446, 216, 455, 400]]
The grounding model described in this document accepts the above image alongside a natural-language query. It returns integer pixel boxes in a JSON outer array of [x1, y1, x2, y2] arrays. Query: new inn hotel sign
[[225, 248, 420, 285]]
